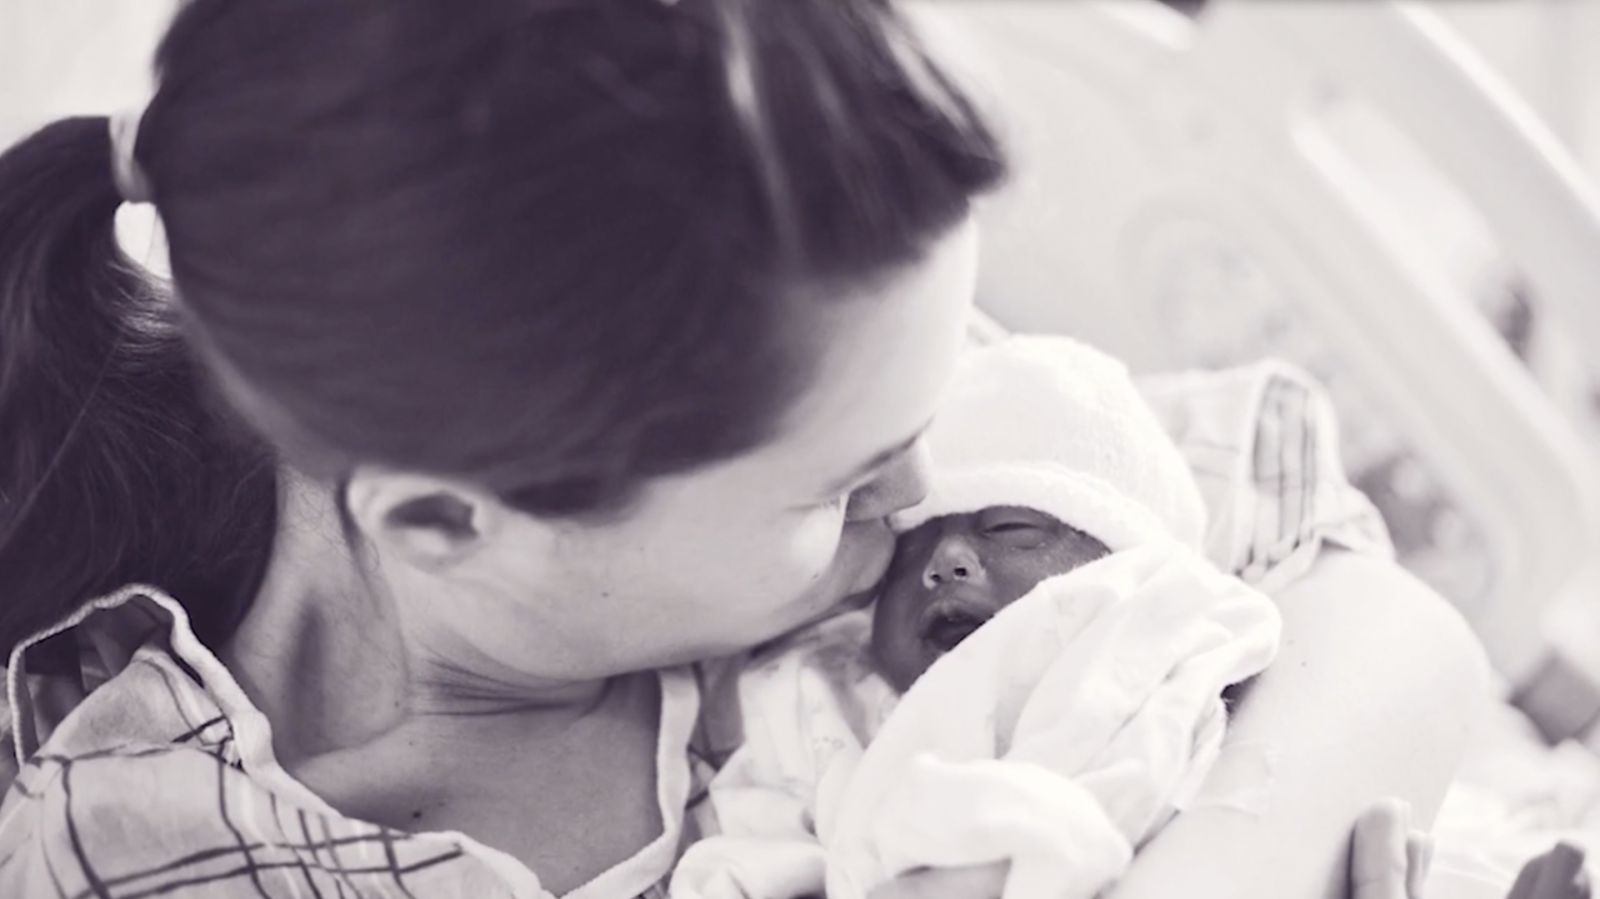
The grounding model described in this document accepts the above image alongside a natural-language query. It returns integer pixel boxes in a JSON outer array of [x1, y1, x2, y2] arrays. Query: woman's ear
[[342, 468, 509, 572]]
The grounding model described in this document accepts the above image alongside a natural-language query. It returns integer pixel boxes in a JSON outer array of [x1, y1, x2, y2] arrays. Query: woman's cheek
[[777, 503, 849, 588], [711, 506, 843, 618], [793, 505, 894, 599]]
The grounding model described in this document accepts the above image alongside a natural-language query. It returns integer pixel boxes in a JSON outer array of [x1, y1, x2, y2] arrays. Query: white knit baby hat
[[892, 334, 1208, 552]]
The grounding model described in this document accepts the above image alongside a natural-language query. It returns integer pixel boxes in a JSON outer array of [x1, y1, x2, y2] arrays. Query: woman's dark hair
[[0, 0, 1007, 656], [0, 120, 278, 654]]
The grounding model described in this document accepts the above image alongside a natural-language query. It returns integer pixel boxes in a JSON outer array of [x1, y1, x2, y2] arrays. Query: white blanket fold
[[673, 542, 1281, 899]]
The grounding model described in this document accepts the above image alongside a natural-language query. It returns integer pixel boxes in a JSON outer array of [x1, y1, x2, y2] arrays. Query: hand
[[1506, 842, 1591, 899], [1350, 799, 1433, 899], [865, 863, 1007, 899]]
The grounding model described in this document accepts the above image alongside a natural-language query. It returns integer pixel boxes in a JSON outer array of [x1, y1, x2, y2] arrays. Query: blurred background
[[9, 1, 1600, 881]]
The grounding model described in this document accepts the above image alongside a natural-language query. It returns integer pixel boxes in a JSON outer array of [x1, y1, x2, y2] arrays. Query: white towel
[[673, 542, 1280, 899]]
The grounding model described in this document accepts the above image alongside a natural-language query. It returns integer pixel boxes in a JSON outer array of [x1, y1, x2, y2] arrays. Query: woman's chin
[[786, 573, 885, 634], [753, 521, 894, 641], [836, 583, 881, 613]]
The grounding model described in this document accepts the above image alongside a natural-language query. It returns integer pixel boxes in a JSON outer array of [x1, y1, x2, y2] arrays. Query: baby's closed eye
[[976, 507, 1058, 548]]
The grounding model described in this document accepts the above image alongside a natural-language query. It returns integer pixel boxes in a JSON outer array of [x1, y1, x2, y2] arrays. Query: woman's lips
[[844, 518, 896, 595]]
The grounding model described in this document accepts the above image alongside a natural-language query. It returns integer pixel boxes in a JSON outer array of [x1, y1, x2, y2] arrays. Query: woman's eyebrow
[[824, 421, 932, 493]]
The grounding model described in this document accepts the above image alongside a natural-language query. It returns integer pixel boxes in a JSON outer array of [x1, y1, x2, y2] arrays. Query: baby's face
[[869, 506, 1110, 691]]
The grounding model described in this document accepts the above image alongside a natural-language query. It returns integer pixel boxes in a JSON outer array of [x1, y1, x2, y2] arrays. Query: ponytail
[[0, 118, 278, 659]]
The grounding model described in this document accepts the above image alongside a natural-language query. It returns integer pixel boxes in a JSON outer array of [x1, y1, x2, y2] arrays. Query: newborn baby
[[673, 335, 1281, 899], [869, 503, 1112, 692]]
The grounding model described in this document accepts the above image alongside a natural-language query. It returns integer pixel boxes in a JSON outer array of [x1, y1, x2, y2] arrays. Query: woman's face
[[433, 219, 981, 681]]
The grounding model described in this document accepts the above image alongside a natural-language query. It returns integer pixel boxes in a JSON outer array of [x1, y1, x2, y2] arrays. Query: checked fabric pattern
[[0, 635, 519, 899]]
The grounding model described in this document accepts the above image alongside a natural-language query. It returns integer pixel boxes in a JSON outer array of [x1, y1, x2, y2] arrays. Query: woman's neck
[[218, 468, 611, 765], [216, 470, 668, 887]]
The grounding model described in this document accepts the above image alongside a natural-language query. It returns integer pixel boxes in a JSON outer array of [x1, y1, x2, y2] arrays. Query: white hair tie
[[109, 107, 153, 205]]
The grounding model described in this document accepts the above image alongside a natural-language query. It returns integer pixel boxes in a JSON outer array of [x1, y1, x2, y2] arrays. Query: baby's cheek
[[993, 548, 1091, 606]]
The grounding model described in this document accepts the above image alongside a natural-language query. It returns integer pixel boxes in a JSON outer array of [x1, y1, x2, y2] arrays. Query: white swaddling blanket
[[673, 542, 1282, 899]]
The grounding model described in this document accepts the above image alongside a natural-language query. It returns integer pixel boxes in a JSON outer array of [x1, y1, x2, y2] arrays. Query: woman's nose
[[922, 533, 984, 589], [844, 441, 932, 522]]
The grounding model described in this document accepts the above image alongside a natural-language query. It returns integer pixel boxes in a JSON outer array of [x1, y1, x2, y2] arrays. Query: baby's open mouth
[[919, 605, 993, 652]]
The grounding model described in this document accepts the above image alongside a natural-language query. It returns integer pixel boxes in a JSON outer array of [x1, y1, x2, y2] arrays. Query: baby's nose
[[922, 535, 984, 589]]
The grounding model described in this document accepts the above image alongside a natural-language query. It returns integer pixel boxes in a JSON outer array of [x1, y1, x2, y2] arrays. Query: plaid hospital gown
[[0, 360, 1390, 899]]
